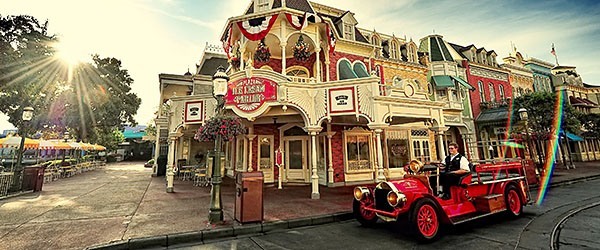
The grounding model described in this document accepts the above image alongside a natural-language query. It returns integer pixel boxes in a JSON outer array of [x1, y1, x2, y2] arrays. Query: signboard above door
[[226, 77, 277, 112]]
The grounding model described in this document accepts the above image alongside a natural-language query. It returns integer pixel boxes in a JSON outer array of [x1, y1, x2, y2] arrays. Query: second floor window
[[343, 23, 354, 40], [489, 83, 496, 102], [499, 85, 505, 100], [478, 81, 485, 102]]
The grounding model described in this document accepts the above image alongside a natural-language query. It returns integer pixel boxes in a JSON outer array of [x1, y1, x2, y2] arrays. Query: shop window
[[412, 140, 431, 163], [344, 132, 372, 172], [236, 137, 245, 171], [387, 139, 409, 168]]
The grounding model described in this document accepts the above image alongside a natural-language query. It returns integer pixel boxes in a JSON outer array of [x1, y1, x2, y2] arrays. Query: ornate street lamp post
[[209, 66, 229, 223], [518, 108, 535, 163], [11, 106, 34, 192]]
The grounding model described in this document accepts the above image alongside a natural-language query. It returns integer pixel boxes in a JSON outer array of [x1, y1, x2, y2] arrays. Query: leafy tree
[[512, 91, 581, 138], [578, 113, 600, 138], [0, 14, 140, 144], [89, 127, 124, 152], [145, 123, 156, 137]]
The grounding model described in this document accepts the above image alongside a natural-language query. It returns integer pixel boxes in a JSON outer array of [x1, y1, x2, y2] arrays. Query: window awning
[[431, 75, 454, 89], [475, 108, 509, 125], [450, 76, 475, 90], [564, 131, 584, 142]]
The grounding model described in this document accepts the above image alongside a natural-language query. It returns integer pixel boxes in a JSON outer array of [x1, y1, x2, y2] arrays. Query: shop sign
[[226, 77, 277, 112], [494, 127, 507, 135], [328, 87, 356, 114], [184, 101, 203, 123]]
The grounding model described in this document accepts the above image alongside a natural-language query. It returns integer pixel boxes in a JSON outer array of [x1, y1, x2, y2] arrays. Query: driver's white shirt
[[448, 153, 470, 172]]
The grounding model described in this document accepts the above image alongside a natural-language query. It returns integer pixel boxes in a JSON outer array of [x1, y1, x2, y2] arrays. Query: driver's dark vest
[[444, 154, 463, 172]]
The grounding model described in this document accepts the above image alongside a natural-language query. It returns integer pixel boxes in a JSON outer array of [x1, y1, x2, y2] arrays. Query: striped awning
[[0, 136, 39, 149]]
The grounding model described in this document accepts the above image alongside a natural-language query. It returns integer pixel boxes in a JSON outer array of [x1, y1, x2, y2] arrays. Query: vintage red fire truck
[[352, 159, 537, 241]]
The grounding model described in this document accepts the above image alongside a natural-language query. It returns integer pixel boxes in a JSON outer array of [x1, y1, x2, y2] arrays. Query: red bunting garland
[[237, 14, 279, 41], [285, 13, 305, 30]]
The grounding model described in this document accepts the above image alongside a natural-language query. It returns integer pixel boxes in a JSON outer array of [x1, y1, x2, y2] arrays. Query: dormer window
[[343, 23, 354, 40], [255, 0, 270, 12]]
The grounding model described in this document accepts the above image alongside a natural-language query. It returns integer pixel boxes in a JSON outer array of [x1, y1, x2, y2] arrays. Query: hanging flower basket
[[230, 57, 240, 70], [254, 39, 271, 63], [194, 116, 246, 142], [293, 35, 311, 61]]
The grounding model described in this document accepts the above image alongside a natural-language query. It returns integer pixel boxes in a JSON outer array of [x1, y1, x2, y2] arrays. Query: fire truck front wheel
[[353, 198, 378, 227], [410, 198, 440, 242]]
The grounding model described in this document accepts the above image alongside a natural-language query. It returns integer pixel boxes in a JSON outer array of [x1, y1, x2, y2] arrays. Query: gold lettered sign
[[226, 77, 277, 112]]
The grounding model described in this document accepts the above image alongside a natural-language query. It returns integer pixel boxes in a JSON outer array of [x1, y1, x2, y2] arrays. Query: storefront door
[[284, 136, 308, 182]]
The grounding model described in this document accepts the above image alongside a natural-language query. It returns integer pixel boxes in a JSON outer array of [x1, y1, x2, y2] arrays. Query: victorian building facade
[[449, 43, 513, 160], [418, 35, 479, 161], [156, 0, 453, 198]]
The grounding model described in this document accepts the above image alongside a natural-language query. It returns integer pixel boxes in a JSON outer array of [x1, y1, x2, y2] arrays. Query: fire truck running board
[[449, 209, 506, 225]]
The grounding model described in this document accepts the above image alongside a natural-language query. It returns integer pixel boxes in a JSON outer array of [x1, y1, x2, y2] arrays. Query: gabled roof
[[448, 43, 467, 59], [247, 0, 315, 14], [284, 0, 315, 13], [355, 28, 368, 43]]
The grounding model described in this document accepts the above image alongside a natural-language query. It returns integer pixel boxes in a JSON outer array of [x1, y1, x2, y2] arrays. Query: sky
[[1, 0, 599, 131]]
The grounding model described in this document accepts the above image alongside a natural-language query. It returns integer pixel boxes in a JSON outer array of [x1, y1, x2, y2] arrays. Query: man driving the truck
[[439, 142, 470, 200]]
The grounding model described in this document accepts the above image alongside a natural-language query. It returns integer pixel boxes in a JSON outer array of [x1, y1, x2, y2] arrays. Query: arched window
[[489, 83, 495, 102], [390, 41, 399, 59], [408, 44, 417, 63], [286, 66, 309, 77], [499, 84, 505, 100], [338, 59, 357, 80], [478, 81, 485, 102], [353, 62, 369, 78]]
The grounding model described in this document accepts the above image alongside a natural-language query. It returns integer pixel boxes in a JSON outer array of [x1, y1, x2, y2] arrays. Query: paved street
[[0, 162, 151, 249], [1, 161, 599, 250], [174, 178, 600, 250]]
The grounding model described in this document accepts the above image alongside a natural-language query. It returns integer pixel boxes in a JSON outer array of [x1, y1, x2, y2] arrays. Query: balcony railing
[[480, 98, 511, 110]]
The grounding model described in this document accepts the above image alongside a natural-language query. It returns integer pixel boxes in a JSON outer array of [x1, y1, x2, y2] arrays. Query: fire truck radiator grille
[[375, 188, 394, 212]]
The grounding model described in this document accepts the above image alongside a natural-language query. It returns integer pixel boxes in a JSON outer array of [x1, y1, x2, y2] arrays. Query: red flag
[[551, 43, 556, 56]]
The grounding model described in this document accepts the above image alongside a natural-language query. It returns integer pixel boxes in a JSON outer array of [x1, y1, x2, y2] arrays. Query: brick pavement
[[0, 160, 598, 250]]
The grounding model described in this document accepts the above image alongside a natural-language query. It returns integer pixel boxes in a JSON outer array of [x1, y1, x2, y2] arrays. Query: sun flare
[[54, 39, 89, 67]]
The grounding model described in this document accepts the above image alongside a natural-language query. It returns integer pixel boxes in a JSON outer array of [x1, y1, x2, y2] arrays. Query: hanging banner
[[237, 14, 279, 41], [326, 23, 336, 53], [226, 77, 278, 112], [221, 24, 233, 59]]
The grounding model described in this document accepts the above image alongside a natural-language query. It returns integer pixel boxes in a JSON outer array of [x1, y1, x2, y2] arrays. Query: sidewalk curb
[[86, 212, 353, 249], [87, 174, 600, 250]]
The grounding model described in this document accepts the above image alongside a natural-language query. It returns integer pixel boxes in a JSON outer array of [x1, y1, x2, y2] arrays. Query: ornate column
[[429, 127, 448, 161], [280, 43, 287, 74], [308, 127, 322, 199], [247, 134, 256, 172], [315, 30, 321, 82], [152, 123, 161, 176], [326, 129, 335, 184], [166, 136, 177, 193], [374, 129, 386, 182]]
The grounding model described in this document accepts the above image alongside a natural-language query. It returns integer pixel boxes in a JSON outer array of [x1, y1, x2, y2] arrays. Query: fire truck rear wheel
[[505, 184, 523, 217], [353, 198, 378, 227]]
